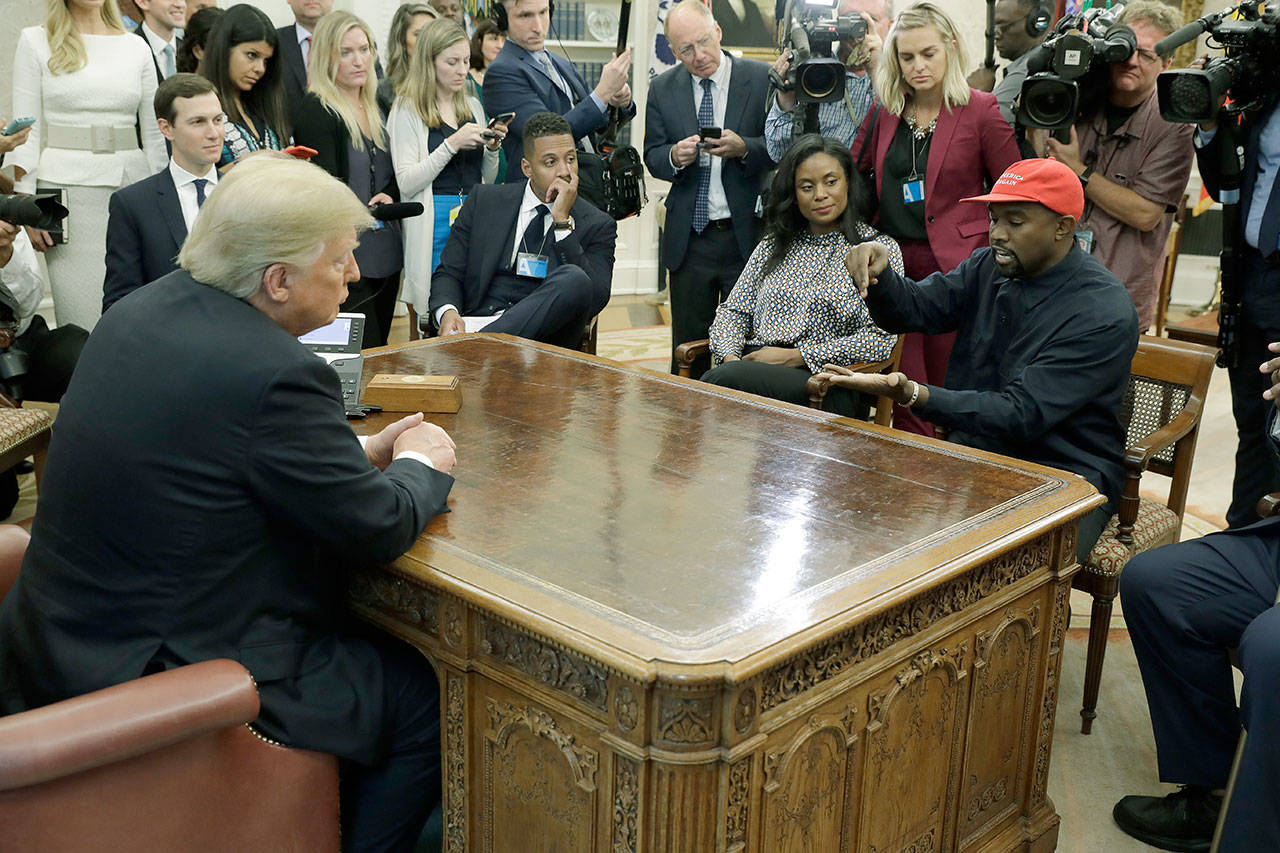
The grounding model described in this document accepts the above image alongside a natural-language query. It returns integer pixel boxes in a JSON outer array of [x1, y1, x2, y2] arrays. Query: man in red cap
[[824, 158, 1139, 560]]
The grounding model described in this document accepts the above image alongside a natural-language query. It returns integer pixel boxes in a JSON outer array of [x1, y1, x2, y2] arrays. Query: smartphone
[[699, 126, 722, 139], [2, 117, 35, 136], [283, 144, 318, 160], [489, 112, 516, 128], [481, 130, 500, 141]]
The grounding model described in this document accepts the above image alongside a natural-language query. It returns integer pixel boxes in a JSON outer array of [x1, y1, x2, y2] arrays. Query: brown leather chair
[[675, 335, 906, 426], [0, 530, 341, 852], [1075, 336, 1218, 733], [1151, 193, 1189, 338]]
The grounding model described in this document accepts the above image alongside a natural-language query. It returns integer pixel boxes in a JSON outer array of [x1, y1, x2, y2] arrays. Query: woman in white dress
[[8, 0, 167, 331], [388, 18, 503, 338]]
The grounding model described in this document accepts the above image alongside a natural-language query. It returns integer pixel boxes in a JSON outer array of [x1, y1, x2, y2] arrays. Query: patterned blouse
[[217, 118, 284, 168], [709, 224, 905, 373]]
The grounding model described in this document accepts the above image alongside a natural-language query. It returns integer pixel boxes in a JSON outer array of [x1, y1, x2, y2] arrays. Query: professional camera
[[0, 193, 68, 231], [1155, 0, 1279, 124], [1015, 3, 1136, 132], [774, 0, 868, 105]]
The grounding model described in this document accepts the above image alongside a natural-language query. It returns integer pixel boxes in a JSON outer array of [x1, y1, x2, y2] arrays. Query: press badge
[[516, 252, 550, 279], [1075, 229, 1095, 253], [449, 203, 462, 226], [903, 179, 925, 204]]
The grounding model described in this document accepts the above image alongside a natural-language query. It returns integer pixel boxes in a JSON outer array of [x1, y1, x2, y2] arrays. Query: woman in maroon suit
[[852, 1, 1020, 436]]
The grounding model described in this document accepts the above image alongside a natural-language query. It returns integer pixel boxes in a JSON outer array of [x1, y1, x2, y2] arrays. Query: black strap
[[856, 103, 881, 172]]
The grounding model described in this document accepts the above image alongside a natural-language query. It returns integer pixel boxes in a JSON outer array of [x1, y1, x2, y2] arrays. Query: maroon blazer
[[852, 89, 1021, 273]]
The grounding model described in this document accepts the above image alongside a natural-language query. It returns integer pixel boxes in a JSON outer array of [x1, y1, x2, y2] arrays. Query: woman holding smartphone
[[202, 4, 289, 168], [389, 18, 504, 337], [9, 0, 167, 330], [293, 11, 401, 348]]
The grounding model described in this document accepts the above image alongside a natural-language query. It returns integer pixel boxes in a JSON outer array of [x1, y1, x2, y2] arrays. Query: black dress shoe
[[1113, 785, 1223, 852]]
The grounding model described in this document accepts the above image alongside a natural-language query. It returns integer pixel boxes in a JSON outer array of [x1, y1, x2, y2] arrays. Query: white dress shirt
[[0, 229, 46, 337], [169, 159, 218, 233], [296, 23, 313, 69], [139, 21, 177, 79], [355, 435, 436, 471], [677, 54, 733, 221]]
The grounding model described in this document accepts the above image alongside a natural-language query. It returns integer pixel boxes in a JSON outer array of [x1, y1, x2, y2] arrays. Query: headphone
[[1025, 0, 1054, 37], [491, 1, 557, 34]]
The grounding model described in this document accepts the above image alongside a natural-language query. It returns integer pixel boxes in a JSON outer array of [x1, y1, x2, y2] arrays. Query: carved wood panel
[[860, 646, 970, 853], [957, 604, 1042, 847], [644, 763, 718, 851], [761, 704, 860, 853], [482, 695, 599, 852], [444, 671, 467, 853]]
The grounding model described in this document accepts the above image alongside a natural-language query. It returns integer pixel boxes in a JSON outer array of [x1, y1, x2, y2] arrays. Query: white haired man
[[0, 156, 457, 851]]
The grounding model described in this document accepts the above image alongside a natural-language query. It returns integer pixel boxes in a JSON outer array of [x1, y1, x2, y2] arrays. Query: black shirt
[[877, 121, 930, 241], [865, 246, 1139, 504], [428, 124, 484, 195]]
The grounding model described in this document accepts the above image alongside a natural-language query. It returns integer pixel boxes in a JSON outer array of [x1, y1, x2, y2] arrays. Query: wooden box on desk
[[362, 373, 461, 413]]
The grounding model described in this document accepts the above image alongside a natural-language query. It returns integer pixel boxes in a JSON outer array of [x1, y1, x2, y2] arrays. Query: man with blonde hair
[[1043, 0, 1194, 331], [0, 157, 458, 850]]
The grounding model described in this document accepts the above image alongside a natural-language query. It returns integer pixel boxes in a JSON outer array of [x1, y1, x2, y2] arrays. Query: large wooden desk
[[349, 335, 1100, 853]]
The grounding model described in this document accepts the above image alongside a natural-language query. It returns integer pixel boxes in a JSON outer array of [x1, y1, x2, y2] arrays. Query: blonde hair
[[1117, 0, 1183, 38], [45, 0, 125, 75], [387, 3, 438, 92], [398, 18, 473, 128], [873, 2, 971, 116], [179, 156, 374, 299], [308, 12, 387, 151]]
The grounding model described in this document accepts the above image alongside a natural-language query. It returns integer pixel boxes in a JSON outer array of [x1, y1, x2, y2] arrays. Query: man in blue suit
[[103, 74, 223, 314], [1196, 99, 1280, 527], [644, 0, 770, 376], [482, 0, 636, 181]]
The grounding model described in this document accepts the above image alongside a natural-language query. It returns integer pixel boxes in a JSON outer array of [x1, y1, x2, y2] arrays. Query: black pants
[[1226, 249, 1280, 527], [338, 633, 442, 853], [1120, 521, 1280, 851], [486, 265, 599, 350], [669, 224, 748, 378], [700, 357, 870, 419], [341, 273, 401, 350]]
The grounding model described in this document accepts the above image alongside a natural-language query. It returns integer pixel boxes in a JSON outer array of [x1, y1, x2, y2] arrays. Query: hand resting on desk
[[364, 412, 458, 473]]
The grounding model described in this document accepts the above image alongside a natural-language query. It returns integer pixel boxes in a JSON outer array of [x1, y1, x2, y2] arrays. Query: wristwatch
[[1079, 165, 1095, 189], [551, 216, 575, 231]]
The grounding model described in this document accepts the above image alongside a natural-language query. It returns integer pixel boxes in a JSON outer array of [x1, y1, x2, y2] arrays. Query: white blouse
[[8, 27, 167, 193]]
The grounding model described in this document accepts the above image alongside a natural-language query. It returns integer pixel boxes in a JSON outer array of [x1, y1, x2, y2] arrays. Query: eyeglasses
[[674, 34, 715, 61], [1134, 47, 1162, 64], [993, 18, 1024, 34]]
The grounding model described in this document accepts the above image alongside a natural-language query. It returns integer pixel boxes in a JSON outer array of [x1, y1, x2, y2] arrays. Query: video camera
[[0, 193, 68, 231], [774, 0, 868, 105], [1015, 3, 1136, 133], [1155, 0, 1279, 124]]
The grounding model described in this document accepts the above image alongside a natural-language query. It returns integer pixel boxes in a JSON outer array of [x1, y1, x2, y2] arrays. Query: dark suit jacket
[[276, 24, 309, 113], [482, 40, 636, 180], [0, 272, 453, 764], [134, 22, 180, 84], [291, 92, 397, 199], [428, 181, 616, 318], [643, 54, 771, 271], [851, 90, 1021, 273], [102, 168, 187, 313], [1198, 100, 1280, 261]]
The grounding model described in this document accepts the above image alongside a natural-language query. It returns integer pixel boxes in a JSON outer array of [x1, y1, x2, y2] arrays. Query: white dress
[[388, 95, 498, 314], [8, 27, 167, 331]]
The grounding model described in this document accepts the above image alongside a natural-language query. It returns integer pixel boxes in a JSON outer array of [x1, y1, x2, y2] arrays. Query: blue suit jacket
[[482, 40, 635, 180], [642, 54, 771, 271], [1197, 101, 1280, 261], [102, 168, 187, 313]]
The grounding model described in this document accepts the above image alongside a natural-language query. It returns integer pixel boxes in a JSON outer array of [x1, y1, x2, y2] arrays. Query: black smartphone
[[489, 111, 516, 128], [699, 126, 722, 139]]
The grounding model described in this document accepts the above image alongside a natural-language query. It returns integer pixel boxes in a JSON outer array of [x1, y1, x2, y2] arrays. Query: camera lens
[[1021, 77, 1078, 127]]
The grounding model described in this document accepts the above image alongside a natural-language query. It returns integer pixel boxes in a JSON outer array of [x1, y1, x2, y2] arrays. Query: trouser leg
[[339, 636, 442, 853], [701, 359, 868, 417], [668, 227, 746, 378], [486, 265, 598, 348], [1226, 253, 1280, 527], [1119, 527, 1280, 788]]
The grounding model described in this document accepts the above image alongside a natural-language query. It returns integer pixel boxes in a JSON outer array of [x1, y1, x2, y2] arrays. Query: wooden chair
[[1075, 336, 1218, 733], [0, 398, 51, 489], [674, 335, 905, 426], [1152, 193, 1189, 337]]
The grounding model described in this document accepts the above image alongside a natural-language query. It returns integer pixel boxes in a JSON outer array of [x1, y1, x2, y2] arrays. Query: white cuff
[[395, 450, 437, 470]]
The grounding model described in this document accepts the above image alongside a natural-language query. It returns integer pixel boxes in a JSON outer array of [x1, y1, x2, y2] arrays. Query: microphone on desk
[[369, 202, 425, 221]]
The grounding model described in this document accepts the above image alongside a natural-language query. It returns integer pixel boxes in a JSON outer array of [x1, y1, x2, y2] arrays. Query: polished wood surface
[[350, 335, 1101, 852]]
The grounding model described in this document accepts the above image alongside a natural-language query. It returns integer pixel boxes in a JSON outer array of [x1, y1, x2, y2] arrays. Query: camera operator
[[1040, 0, 1194, 332], [764, 0, 891, 162], [0, 219, 88, 516], [1196, 94, 1280, 527], [966, 0, 1050, 127]]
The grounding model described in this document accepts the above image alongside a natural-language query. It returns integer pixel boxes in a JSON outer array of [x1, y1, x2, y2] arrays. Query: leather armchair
[[0, 531, 340, 852]]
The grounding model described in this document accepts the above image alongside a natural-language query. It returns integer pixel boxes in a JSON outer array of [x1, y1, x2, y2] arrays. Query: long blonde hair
[[386, 3, 438, 93], [45, 0, 125, 75], [308, 12, 387, 150], [399, 18, 473, 129], [873, 2, 971, 116]]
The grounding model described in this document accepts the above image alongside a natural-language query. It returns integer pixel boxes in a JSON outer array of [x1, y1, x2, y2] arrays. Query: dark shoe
[[1113, 785, 1222, 852]]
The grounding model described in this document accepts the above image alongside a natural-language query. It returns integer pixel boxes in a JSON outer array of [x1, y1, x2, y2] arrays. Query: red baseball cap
[[961, 158, 1085, 219]]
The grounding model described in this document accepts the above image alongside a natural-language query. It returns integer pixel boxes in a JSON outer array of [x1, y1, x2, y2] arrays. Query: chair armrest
[[0, 659, 259, 791], [674, 339, 710, 377], [1256, 492, 1280, 520], [1123, 408, 1199, 471]]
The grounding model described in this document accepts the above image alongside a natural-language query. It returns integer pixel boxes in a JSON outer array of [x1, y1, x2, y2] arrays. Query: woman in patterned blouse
[[202, 4, 289, 168], [703, 134, 904, 417]]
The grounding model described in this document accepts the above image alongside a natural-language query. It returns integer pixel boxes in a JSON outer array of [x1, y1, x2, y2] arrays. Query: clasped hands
[[364, 412, 457, 474]]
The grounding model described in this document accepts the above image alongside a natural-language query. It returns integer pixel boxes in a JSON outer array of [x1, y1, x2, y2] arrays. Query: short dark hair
[[470, 18, 501, 70], [176, 6, 225, 73], [154, 73, 219, 124], [522, 111, 573, 157]]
